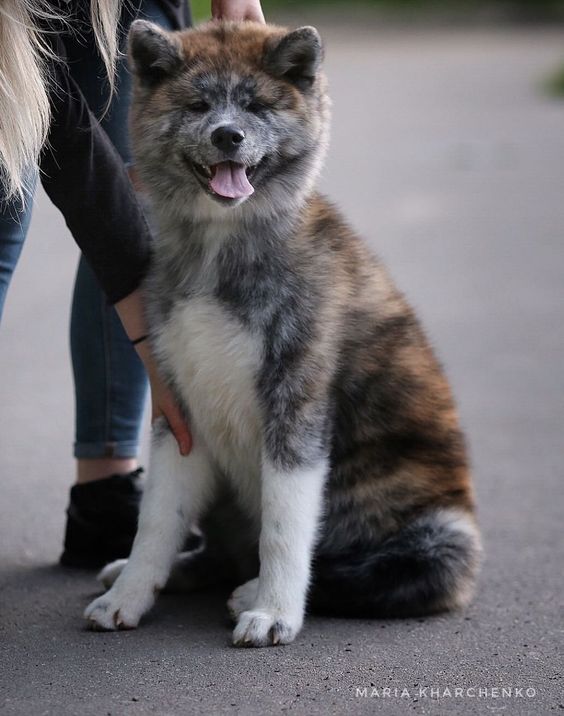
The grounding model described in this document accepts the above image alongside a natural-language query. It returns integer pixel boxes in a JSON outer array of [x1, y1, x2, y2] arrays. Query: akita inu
[[85, 20, 481, 647]]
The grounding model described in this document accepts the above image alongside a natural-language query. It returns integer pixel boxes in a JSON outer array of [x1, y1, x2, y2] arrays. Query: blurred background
[[0, 2, 562, 714], [194, 0, 564, 24], [192, 0, 564, 97]]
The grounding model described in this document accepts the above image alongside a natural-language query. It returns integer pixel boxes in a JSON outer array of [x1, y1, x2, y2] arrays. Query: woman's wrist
[[114, 289, 155, 374], [131, 335, 155, 374], [114, 288, 148, 343]]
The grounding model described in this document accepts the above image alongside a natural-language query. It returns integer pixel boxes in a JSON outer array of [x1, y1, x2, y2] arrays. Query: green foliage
[[545, 63, 564, 97], [191, 0, 211, 22]]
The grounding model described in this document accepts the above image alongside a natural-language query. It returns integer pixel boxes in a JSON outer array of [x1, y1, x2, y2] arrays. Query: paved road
[[1, 23, 563, 716]]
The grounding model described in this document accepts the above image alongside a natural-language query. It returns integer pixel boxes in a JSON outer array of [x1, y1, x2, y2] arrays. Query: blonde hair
[[0, 0, 122, 203]]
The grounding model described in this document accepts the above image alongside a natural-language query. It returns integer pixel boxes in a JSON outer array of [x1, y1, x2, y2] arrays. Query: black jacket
[[39, 1, 191, 304], [159, 0, 192, 28]]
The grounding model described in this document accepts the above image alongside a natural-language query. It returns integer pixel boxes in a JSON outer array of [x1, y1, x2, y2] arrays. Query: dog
[[84, 20, 481, 647]]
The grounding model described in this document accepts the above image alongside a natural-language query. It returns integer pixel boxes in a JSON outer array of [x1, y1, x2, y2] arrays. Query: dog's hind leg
[[84, 420, 215, 630], [99, 546, 231, 594], [166, 497, 259, 593], [99, 495, 259, 595]]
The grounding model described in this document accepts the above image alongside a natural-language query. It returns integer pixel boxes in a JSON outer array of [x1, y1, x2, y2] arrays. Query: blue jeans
[[0, 1, 173, 459]]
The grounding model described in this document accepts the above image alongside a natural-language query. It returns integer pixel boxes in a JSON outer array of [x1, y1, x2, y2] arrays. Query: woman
[[0, 0, 265, 568]]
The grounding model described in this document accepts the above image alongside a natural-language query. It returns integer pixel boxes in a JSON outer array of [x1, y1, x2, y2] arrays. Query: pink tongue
[[210, 161, 254, 199]]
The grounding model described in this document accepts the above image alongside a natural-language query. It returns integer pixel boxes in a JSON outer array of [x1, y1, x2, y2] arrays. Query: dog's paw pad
[[232, 609, 299, 648]]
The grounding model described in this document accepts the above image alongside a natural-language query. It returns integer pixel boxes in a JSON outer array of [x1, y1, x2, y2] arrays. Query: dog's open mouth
[[191, 160, 259, 200]]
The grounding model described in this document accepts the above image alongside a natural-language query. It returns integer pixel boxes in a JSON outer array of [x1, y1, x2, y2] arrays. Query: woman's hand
[[211, 0, 265, 23], [114, 289, 192, 456], [136, 341, 192, 456]]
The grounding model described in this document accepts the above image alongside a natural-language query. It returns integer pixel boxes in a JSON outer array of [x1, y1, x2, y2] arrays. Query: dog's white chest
[[159, 296, 263, 480]]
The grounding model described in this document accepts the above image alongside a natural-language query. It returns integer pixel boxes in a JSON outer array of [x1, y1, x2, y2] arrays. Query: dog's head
[[128, 21, 330, 220]]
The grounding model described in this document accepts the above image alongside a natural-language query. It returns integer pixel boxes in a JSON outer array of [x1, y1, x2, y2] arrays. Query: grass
[[190, 0, 211, 22], [545, 63, 564, 97]]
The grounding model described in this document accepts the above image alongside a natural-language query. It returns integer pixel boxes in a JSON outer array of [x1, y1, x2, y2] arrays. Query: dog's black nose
[[211, 125, 245, 153]]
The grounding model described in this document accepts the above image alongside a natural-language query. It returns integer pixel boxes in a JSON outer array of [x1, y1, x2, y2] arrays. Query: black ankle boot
[[60, 469, 144, 569]]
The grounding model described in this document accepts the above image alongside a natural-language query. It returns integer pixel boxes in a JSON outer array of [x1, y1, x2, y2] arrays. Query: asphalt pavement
[[0, 22, 563, 716]]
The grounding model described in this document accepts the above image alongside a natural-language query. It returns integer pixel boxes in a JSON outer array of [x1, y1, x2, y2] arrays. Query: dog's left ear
[[264, 26, 323, 90]]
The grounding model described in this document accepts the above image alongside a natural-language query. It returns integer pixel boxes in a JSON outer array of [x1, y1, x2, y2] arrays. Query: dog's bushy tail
[[310, 509, 482, 618]]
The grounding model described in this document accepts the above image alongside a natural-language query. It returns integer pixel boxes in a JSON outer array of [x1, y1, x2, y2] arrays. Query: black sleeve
[[39, 60, 152, 305], [157, 0, 192, 29]]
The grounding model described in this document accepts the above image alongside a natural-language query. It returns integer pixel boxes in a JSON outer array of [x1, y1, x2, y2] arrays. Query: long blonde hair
[[0, 0, 122, 203]]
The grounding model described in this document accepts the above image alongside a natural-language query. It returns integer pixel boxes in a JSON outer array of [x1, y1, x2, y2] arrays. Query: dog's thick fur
[[85, 21, 481, 646]]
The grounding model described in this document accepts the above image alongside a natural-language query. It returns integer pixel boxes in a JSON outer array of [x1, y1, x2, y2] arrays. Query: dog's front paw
[[98, 559, 128, 589], [227, 578, 259, 621], [84, 584, 155, 631], [232, 608, 301, 648]]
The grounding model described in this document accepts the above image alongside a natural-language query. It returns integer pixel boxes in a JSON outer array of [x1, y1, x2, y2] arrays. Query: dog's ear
[[128, 20, 183, 84], [264, 26, 323, 90]]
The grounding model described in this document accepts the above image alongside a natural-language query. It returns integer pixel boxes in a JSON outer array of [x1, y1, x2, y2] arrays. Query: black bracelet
[[131, 334, 149, 346]]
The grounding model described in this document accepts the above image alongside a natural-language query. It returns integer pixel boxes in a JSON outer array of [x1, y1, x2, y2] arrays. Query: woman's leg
[[60, 1, 178, 567], [62, 261, 145, 567], [0, 182, 35, 324], [71, 0, 176, 471], [65, 3, 158, 478], [70, 256, 147, 466]]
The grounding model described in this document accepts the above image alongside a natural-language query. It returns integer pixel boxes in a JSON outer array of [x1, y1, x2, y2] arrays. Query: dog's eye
[[188, 101, 210, 113], [246, 100, 268, 114]]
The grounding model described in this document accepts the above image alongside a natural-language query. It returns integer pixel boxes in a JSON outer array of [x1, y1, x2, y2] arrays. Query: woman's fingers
[[212, 0, 265, 23], [153, 395, 192, 456], [245, 4, 265, 22], [149, 376, 193, 456]]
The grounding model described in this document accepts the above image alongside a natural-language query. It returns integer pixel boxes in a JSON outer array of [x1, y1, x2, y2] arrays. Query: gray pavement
[[1, 24, 563, 716]]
